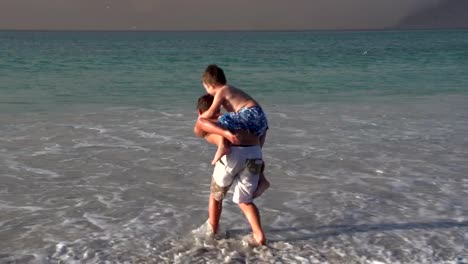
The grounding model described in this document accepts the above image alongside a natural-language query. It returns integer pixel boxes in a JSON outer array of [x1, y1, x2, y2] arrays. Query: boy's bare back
[[217, 85, 258, 113]]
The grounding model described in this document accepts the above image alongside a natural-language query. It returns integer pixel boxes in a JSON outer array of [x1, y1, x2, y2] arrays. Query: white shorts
[[211, 146, 263, 204]]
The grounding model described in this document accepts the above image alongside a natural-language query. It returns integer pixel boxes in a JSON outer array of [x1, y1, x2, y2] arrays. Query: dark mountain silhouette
[[396, 0, 468, 29]]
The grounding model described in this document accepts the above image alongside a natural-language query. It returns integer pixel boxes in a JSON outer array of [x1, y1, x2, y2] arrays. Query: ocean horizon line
[[1, 27, 467, 34]]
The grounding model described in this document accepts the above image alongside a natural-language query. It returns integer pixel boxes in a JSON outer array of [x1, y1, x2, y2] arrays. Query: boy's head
[[202, 64, 227, 92], [196, 93, 214, 114]]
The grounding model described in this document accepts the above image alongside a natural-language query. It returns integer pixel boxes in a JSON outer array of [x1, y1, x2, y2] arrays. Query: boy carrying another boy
[[193, 64, 271, 245], [195, 93, 270, 199]]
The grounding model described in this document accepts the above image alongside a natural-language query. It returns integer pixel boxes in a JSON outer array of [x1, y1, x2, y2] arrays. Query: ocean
[[0, 30, 467, 263]]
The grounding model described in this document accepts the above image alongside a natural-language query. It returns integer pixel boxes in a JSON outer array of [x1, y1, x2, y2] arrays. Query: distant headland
[[395, 0, 468, 29]]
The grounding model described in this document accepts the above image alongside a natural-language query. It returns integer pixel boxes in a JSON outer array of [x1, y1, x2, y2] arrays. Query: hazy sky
[[0, 0, 443, 30]]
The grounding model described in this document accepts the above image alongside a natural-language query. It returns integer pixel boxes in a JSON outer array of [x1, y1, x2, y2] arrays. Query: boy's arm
[[200, 88, 226, 119], [196, 117, 240, 144]]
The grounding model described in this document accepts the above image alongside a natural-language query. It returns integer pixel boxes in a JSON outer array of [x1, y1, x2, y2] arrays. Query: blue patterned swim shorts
[[217, 106, 268, 137]]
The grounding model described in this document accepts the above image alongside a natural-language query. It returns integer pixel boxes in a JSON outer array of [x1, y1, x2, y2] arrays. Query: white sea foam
[[72, 141, 150, 152], [5, 159, 61, 178], [161, 112, 184, 118], [0, 202, 45, 212], [134, 130, 173, 141], [31, 143, 62, 156]]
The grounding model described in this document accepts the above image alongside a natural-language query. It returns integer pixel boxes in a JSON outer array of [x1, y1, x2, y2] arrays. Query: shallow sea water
[[1, 96, 467, 263]]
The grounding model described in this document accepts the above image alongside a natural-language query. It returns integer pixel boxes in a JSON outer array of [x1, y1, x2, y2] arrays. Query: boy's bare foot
[[253, 232, 266, 246], [253, 173, 270, 198], [212, 144, 230, 164]]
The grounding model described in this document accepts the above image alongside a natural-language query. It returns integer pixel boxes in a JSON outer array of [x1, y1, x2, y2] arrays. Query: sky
[[0, 0, 444, 30]]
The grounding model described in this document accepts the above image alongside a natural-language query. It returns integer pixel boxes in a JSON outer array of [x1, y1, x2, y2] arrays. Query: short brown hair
[[197, 94, 214, 112], [202, 64, 227, 86]]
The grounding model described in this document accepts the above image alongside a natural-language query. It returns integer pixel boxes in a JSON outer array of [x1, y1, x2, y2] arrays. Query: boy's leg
[[204, 133, 231, 165], [238, 202, 266, 245], [209, 176, 231, 234], [234, 160, 266, 245], [204, 133, 222, 146], [208, 194, 222, 234], [198, 118, 240, 145], [212, 138, 231, 165]]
